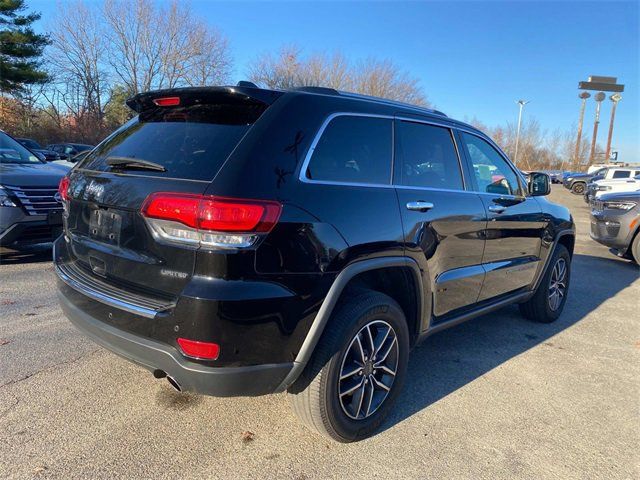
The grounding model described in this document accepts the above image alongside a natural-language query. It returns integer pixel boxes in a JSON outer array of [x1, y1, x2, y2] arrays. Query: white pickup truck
[[592, 174, 640, 200]]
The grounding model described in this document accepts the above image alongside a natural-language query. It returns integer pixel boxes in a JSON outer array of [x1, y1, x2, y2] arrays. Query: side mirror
[[528, 172, 551, 196], [34, 152, 46, 162]]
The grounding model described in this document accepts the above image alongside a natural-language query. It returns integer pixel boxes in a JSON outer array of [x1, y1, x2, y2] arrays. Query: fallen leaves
[[33, 465, 48, 476]]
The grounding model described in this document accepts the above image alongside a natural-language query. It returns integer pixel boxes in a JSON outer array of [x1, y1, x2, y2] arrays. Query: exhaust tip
[[166, 375, 182, 392]]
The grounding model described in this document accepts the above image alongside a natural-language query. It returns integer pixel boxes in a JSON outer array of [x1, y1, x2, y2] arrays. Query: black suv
[[54, 85, 575, 442], [47, 143, 94, 160], [15, 138, 61, 162]]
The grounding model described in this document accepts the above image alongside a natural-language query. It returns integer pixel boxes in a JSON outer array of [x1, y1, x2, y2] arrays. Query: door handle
[[488, 205, 507, 214], [406, 201, 434, 212]]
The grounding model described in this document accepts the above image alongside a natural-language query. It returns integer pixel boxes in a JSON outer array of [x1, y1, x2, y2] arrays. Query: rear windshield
[[78, 102, 265, 181], [18, 138, 42, 150]]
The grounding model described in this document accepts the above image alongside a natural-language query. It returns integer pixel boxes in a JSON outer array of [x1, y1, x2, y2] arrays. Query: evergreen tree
[[0, 0, 49, 96]]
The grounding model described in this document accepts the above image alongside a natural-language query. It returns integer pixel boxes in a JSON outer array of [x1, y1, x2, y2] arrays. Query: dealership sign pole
[[589, 92, 606, 165], [574, 91, 590, 168], [577, 76, 624, 166], [605, 93, 622, 162]]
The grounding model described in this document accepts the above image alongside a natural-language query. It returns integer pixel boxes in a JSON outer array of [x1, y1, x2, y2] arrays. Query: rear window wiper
[[106, 156, 167, 172]]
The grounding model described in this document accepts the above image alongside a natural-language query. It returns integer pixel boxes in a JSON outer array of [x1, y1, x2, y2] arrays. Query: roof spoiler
[[126, 85, 283, 113]]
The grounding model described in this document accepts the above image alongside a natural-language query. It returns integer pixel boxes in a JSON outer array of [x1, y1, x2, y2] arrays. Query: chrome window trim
[[297, 111, 527, 198], [298, 111, 469, 191], [298, 112, 395, 186], [456, 128, 529, 196]]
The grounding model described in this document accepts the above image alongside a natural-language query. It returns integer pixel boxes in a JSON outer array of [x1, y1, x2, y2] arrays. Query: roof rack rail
[[337, 91, 447, 117], [293, 86, 340, 95], [236, 80, 259, 88]]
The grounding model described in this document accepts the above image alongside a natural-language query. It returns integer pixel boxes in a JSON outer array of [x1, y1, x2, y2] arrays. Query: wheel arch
[[276, 256, 424, 391], [531, 229, 575, 293]]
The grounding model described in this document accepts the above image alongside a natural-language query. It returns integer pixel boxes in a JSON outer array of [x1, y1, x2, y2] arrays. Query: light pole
[[605, 93, 622, 162], [588, 92, 606, 165], [574, 91, 591, 169], [513, 99, 529, 167]]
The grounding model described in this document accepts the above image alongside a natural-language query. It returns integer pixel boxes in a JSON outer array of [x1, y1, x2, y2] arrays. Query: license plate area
[[89, 208, 122, 245]]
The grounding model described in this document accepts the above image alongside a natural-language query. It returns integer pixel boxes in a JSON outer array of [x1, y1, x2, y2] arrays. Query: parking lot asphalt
[[0, 186, 638, 479]]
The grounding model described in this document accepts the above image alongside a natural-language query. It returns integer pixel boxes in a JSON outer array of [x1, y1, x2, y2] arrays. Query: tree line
[[0, 0, 593, 169]]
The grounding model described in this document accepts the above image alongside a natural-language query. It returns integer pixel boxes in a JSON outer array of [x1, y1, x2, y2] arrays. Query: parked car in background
[[564, 167, 640, 195], [50, 149, 93, 168], [54, 84, 575, 442], [563, 168, 605, 194], [590, 174, 640, 200], [0, 131, 68, 250], [591, 191, 640, 264], [587, 162, 640, 174], [15, 138, 61, 162], [584, 170, 609, 203], [47, 143, 94, 160], [543, 170, 563, 184]]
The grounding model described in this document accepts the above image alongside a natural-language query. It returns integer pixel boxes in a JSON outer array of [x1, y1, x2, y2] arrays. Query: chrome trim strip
[[55, 263, 163, 319], [297, 111, 528, 200], [298, 112, 394, 186], [435, 264, 485, 285], [298, 112, 472, 192], [454, 128, 529, 194]]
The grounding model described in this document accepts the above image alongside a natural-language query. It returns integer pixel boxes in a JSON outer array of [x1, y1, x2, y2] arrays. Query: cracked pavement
[[0, 186, 638, 479]]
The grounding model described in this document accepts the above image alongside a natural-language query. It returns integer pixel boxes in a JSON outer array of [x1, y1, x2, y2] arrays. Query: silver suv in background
[[590, 191, 640, 264], [0, 131, 69, 250]]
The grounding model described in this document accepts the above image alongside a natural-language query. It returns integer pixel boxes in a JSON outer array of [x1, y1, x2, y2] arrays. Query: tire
[[519, 244, 571, 323], [288, 290, 410, 442], [571, 182, 586, 195]]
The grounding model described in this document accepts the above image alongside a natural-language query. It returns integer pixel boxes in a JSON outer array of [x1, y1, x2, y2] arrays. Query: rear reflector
[[141, 193, 281, 248], [153, 96, 181, 107], [177, 338, 220, 360]]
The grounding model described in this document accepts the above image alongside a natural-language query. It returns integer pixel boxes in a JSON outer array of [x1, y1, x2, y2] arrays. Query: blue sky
[[32, 0, 639, 160]]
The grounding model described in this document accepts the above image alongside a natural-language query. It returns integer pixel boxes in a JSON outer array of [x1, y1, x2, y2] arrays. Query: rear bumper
[[57, 287, 294, 397]]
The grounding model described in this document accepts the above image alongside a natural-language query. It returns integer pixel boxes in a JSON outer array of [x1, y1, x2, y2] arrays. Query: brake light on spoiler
[[152, 96, 181, 107], [141, 193, 281, 248]]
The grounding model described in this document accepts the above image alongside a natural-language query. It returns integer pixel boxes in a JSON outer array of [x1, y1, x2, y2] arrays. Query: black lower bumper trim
[[0, 221, 62, 247], [58, 291, 293, 397]]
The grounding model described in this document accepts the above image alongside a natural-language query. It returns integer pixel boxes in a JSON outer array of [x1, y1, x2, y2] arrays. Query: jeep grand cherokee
[[54, 84, 575, 442]]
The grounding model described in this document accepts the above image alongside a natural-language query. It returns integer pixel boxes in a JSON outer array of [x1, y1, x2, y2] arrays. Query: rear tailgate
[[61, 87, 280, 299]]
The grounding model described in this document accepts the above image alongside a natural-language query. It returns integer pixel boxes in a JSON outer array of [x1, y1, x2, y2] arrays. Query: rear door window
[[305, 115, 392, 185], [393, 120, 463, 190], [79, 103, 266, 181]]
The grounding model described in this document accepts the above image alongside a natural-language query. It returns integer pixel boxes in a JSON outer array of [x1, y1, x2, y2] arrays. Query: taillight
[[177, 338, 220, 360], [58, 176, 70, 202], [141, 193, 281, 248]]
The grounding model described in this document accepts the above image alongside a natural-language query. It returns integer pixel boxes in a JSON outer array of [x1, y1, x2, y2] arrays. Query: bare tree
[[248, 46, 430, 106], [103, 0, 232, 93], [47, 0, 110, 141], [181, 21, 233, 87]]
